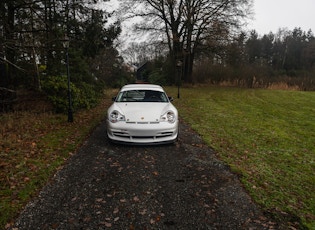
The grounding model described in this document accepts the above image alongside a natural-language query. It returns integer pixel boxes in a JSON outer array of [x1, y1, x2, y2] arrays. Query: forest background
[[1, 0, 314, 114]]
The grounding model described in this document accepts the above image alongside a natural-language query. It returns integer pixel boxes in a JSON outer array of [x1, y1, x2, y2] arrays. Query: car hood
[[112, 102, 175, 122]]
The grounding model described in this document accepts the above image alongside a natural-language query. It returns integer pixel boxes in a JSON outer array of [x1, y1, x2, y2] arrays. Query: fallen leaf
[[102, 222, 112, 227], [139, 209, 147, 215], [113, 207, 119, 214], [156, 215, 161, 222]]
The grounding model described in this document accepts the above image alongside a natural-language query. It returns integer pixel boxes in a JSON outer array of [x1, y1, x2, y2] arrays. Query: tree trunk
[[5, 2, 15, 88]]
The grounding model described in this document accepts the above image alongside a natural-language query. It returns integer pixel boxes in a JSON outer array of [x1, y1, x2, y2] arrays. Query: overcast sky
[[248, 0, 315, 35]]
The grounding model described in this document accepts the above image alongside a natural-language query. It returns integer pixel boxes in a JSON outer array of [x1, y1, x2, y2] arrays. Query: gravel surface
[[11, 121, 281, 229]]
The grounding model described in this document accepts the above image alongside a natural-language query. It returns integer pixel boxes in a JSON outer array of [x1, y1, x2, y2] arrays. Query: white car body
[[106, 84, 179, 144]]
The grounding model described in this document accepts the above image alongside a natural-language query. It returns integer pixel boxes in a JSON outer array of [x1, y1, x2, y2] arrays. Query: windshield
[[116, 90, 169, 102]]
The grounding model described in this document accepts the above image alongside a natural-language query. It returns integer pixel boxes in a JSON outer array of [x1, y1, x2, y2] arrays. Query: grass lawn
[[1, 86, 314, 229], [166, 86, 315, 229]]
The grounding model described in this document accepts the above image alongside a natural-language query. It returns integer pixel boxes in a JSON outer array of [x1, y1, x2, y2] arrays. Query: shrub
[[41, 75, 101, 113], [148, 70, 168, 85]]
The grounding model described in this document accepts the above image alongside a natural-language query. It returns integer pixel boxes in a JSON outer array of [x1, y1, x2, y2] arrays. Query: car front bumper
[[106, 120, 179, 144]]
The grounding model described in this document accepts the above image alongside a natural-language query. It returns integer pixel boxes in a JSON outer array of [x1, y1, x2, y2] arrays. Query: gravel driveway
[[12, 120, 280, 229]]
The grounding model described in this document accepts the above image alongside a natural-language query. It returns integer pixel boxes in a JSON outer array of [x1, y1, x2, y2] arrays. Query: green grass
[[1, 86, 314, 229], [167, 86, 315, 229]]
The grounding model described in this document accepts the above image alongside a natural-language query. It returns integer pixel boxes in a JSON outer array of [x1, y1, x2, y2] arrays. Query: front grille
[[112, 131, 129, 138], [132, 136, 154, 139], [126, 121, 160, 124], [156, 132, 173, 138]]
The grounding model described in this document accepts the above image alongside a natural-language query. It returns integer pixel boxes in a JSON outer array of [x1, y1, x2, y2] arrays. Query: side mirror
[[168, 97, 174, 102], [112, 96, 116, 101]]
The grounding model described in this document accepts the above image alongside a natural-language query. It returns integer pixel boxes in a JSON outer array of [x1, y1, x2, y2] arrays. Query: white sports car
[[106, 84, 179, 144]]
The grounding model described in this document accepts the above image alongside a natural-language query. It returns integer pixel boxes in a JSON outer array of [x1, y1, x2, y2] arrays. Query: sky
[[248, 0, 315, 35]]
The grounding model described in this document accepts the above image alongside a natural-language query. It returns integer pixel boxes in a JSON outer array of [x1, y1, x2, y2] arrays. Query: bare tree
[[121, 41, 168, 64], [118, 0, 253, 83]]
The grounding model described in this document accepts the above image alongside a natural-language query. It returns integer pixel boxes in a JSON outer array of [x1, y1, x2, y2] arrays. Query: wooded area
[[119, 0, 314, 90], [193, 28, 315, 90], [1, 0, 314, 112], [0, 0, 126, 112]]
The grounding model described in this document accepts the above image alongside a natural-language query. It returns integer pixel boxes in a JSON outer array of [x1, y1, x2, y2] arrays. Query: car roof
[[120, 84, 164, 92]]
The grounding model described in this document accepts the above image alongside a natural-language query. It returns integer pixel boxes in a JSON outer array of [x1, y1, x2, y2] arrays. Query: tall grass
[[167, 86, 315, 228]]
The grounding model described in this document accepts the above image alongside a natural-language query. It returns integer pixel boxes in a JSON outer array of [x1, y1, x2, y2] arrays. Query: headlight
[[109, 110, 125, 123], [160, 111, 176, 123]]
